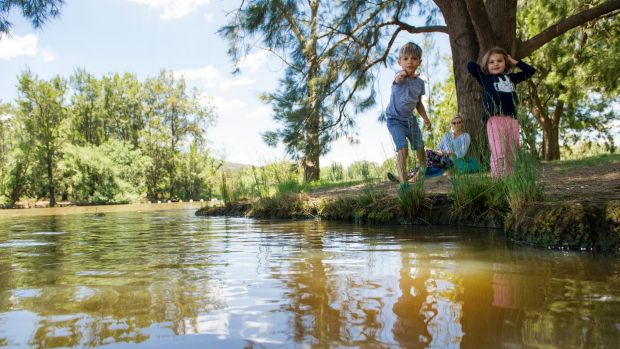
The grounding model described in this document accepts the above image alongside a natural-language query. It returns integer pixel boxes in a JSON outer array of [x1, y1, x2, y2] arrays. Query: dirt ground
[[309, 156, 620, 203]]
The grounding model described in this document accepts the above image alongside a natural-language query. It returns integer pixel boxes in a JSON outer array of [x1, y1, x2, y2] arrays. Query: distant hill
[[221, 161, 251, 171]]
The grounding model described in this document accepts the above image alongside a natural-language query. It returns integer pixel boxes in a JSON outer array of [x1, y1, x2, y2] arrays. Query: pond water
[[0, 206, 618, 348]]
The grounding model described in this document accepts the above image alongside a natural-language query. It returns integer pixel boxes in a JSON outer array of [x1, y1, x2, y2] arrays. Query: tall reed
[[502, 148, 544, 211]]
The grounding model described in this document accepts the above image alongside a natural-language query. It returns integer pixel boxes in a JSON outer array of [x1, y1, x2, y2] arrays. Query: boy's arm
[[416, 101, 432, 131], [394, 71, 408, 84]]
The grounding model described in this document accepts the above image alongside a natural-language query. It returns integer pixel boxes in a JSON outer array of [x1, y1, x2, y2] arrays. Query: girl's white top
[[437, 131, 470, 159]]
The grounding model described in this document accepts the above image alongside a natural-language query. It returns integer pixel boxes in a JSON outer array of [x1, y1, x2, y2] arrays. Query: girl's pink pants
[[487, 116, 520, 177]]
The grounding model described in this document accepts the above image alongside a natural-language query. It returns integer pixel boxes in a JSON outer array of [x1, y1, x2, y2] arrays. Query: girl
[[467, 47, 536, 177]]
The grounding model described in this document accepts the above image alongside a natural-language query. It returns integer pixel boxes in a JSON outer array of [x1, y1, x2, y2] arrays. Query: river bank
[[197, 154, 620, 252]]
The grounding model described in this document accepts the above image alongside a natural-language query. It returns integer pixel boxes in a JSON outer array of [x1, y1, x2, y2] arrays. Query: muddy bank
[[506, 200, 620, 252]]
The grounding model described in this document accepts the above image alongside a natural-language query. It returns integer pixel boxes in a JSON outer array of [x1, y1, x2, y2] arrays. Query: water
[[0, 206, 618, 348]]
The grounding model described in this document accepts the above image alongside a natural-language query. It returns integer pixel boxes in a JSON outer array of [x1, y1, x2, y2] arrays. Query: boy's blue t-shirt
[[385, 73, 425, 122]]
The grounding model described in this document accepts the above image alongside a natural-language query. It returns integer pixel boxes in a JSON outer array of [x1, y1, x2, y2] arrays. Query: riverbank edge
[[195, 193, 620, 253]]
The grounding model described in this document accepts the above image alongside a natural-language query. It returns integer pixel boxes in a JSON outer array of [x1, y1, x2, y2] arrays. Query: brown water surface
[[0, 206, 618, 348]]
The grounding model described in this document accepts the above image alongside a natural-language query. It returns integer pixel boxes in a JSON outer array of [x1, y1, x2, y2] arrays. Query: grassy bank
[[197, 153, 620, 252]]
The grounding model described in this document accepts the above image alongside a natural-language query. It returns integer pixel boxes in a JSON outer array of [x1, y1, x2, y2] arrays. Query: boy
[[385, 42, 432, 188]]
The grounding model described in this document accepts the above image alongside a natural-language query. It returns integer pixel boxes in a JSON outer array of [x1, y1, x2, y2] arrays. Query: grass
[[397, 179, 426, 221], [502, 149, 544, 211], [449, 172, 508, 223], [548, 153, 619, 172]]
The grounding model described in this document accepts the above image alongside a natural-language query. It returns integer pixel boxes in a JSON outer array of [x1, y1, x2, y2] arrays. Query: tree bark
[[542, 101, 562, 160], [526, 80, 562, 160], [434, 0, 485, 148], [303, 4, 321, 182]]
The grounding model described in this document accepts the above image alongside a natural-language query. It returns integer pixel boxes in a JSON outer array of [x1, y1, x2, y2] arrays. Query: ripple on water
[[0, 240, 52, 248], [31, 231, 66, 236], [11, 289, 42, 299]]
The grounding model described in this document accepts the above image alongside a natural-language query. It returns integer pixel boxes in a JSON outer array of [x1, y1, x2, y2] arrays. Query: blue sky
[[0, 0, 452, 166]]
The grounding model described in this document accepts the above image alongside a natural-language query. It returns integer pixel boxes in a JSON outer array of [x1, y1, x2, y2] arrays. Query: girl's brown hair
[[480, 47, 514, 74]]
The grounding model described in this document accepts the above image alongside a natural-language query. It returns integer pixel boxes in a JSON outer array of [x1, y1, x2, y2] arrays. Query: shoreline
[[0, 201, 206, 219]]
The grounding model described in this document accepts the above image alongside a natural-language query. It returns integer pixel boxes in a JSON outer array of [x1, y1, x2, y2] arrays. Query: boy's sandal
[[387, 172, 399, 183]]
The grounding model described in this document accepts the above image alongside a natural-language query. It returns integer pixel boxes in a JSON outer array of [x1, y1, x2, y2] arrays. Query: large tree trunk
[[540, 122, 560, 160], [304, 18, 321, 183], [526, 80, 563, 160], [540, 102, 562, 160], [304, 94, 321, 182], [434, 0, 485, 149]]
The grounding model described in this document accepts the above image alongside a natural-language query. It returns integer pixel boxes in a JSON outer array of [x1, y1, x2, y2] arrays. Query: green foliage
[[59, 140, 149, 204], [16, 71, 68, 205], [426, 65, 459, 149], [518, 0, 619, 159], [324, 162, 344, 182], [1, 69, 219, 205], [0, 0, 64, 33]]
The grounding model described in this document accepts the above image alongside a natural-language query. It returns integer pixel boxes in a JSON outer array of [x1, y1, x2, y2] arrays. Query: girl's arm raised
[[510, 58, 536, 84], [467, 62, 484, 84]]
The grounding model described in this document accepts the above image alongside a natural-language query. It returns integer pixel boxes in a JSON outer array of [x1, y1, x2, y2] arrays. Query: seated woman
[[388, 114, 475, 182], [411, 114, 472, 177]]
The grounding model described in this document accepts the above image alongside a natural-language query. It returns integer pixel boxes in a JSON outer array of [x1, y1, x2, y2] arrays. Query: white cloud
[[127, 0, 211, 20], [41, 49, 56, 62], [0, 33, 57, 62], [174, 65, 220, 82], [247, 106, 272, 121], [209, 95, 247, 113], [0, 33, 37, 59], [174, 65, 256, 91], [237, 51, 270, 74]]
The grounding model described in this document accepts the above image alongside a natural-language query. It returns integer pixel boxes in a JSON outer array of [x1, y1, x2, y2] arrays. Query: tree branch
[[464, 0, 497, 54], [517, 0, 620, 58], [390, 19, 448, 34], [527, 80, 548, 125]]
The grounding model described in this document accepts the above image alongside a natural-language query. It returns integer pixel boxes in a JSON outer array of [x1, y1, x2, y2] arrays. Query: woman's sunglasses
[[451, 121, 462, 125]]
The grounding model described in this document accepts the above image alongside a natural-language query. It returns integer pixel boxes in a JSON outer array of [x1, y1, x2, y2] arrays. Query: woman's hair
[[452, 114, 463, 123], [480, 47, 514, 74]]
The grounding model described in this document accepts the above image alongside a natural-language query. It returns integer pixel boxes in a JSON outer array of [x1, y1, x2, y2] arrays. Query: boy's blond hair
[[480, 47, 515, 74], [399, 42, 423, 59]]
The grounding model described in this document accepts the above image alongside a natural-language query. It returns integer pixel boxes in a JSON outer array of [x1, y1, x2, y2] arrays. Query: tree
[[0, 103, 13, 190], [519, 1, 619, 159], [16, 71, 68, 206], [141, 71, 215, 200], [0, 0, 64, 34], [220, 1, 412, 181], [389, 0, 620, 142]]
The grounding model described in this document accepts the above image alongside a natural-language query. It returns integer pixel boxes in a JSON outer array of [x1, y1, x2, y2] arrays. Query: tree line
[[0, 70, 217, 207]]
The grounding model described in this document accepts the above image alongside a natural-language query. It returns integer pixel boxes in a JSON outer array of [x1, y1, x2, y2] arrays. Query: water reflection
[[0, 211, 618, 348]]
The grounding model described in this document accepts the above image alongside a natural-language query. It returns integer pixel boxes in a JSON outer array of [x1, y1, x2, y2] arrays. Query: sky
[[0, 0, 452, 167]]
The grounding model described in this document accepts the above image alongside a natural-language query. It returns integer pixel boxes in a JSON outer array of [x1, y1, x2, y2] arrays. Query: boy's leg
[[408, 119, 426, 180], [387, 119, 410, 184], [397, 147, 409, 183]]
